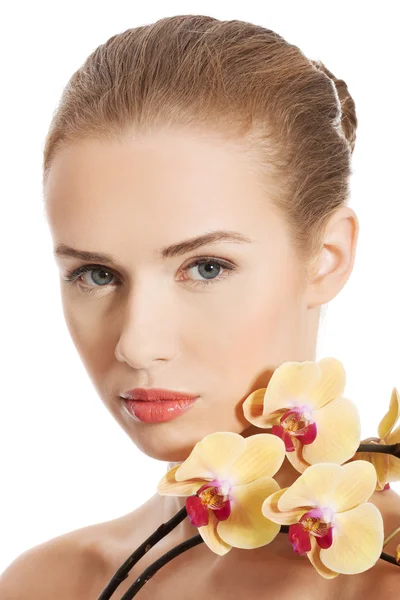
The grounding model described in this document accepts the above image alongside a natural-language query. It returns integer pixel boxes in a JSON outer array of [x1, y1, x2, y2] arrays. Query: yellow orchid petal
[[217, 476, 281, 549], [262, 361, 320, 418], [361, 441, 389, 490], [197, 509, 232, 556], [307, 536, 339, 579], [306, 357, 346, 410], [388, 454, 400, 482], [175, 432, 245, 482], [226, 434, 286, 486], [285, 438, 310, 474], [242, 388, 271, 428], [302, 397, 361, 465], [321, 503, 384, 574], [387, 422, 400, 444], [327, 460, 377, 512], [350, 450, 372, 465], [347, 450, 388, 492], [378, 387, 400, 440], [371, 450, 389, 490], [157, 464, 206, 496], [277, 463, 343, 511], [277, 461, 376, 514], [262, 487, 310, 525]]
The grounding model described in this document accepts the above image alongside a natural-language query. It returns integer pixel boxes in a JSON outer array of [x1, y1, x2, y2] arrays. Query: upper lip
[[121, 388, 199, 402]]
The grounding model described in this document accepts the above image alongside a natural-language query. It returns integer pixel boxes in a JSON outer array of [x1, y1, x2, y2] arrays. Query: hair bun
[[310, 59, 358, 153]]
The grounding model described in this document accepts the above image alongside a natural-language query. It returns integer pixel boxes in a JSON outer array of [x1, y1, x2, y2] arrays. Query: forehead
[[44, 129, 285, 252]]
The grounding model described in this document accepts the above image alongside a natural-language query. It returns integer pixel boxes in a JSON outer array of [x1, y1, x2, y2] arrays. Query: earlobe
[[306, 207, 359, 308]]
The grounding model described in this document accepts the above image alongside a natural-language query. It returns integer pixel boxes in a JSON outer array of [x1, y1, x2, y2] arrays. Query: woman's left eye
[[62, 257, 237, 295], [178, 257, 237, 287]]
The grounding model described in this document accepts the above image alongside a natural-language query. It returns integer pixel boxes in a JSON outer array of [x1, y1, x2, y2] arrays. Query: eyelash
[[61, 256, 238, 295]]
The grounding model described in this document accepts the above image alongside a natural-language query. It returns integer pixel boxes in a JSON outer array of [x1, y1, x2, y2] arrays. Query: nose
[[114, 279, 178, 369]]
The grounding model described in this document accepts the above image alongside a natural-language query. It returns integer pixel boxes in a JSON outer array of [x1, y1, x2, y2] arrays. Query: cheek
[[61, 299, 82, 348], [60, 298, 110, 374], [191, 264, 304, 366]]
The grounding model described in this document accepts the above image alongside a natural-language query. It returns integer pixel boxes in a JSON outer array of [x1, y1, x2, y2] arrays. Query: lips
[[124, 396, 199, 423], [121, 388, 199, 402]]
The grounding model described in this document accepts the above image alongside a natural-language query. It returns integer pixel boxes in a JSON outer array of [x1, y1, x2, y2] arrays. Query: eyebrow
[[54, 230, 255, 264]]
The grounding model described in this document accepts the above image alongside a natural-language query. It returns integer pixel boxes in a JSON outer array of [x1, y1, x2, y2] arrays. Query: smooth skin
[[1, 127, 399, 598]]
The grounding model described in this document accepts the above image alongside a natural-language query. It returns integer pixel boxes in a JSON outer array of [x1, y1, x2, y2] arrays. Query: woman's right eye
[[62, 265, 118, 295]]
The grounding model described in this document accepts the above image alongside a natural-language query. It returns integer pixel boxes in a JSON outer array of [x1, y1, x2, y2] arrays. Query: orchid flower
[[350, 387, 400, 491], [157, 431, 286, 555], [261, 460, 384, 578], [243, 357, 361, 473]]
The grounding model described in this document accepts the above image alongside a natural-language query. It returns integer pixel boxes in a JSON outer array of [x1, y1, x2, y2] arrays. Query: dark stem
[[381, 552, 400, 566], [118, 526, 399, 599], [121, 526, 289, 599], [97, 505, 188, 600], [357, 443, 400, 457], [120, 534, 204, 600]]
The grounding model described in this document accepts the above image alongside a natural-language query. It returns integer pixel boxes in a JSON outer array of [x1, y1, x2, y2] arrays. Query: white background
[[1, 0, 399, 573]]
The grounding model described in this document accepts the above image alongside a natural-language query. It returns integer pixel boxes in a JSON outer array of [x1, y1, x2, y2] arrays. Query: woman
[[1, 14, 399, 598]]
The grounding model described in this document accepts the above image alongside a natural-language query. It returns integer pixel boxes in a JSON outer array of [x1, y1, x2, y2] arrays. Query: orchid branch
[[119, 533, 204, 600], [383, 525, 400, 548], [120, 526, 291, 599], [119, 524, 399, 600], [97, 506, 188, 600], [358, 443, 400, 457]]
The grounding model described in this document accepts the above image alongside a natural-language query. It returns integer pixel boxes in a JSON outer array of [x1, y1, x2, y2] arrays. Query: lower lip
[[123, 397, 199, 423]]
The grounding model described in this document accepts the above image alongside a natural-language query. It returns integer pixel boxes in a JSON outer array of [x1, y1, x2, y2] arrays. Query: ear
[[305, 206, 359, 308]]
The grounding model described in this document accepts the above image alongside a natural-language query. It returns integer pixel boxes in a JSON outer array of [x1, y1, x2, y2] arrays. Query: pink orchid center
[[185, 479, 232, 527], [289, 507, 335, 555], [271, 405, 317, 451]]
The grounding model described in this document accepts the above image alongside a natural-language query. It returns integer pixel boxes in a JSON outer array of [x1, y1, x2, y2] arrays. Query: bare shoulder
[[0, 530, 103, 599], [0, 495, 157, 599], [0, 512, 134, 600]]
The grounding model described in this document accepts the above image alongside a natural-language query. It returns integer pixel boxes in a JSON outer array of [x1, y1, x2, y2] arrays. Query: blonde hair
[[42, 14, 357, 269]]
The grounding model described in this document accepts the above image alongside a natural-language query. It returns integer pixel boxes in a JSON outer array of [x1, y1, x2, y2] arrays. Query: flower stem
[[97, 505, 188, 600], [384, 525, 400, 547], [381, 551, 400, 566], [120, 534, 204, 599], [117, 526, 399, 599], [358, 443, 400, 457]]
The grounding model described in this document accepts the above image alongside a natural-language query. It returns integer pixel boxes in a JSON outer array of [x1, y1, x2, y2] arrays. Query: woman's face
[[44, 128, 317, 463]]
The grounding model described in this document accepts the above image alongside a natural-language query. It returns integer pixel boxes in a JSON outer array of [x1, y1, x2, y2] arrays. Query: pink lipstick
[[121, 388, 199, 423]]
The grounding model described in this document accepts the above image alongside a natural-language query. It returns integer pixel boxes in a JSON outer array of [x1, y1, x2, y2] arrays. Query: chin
[[120, 408, 244, 463], [131, 428, 207, 463], [141, 443, 196, 464]]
